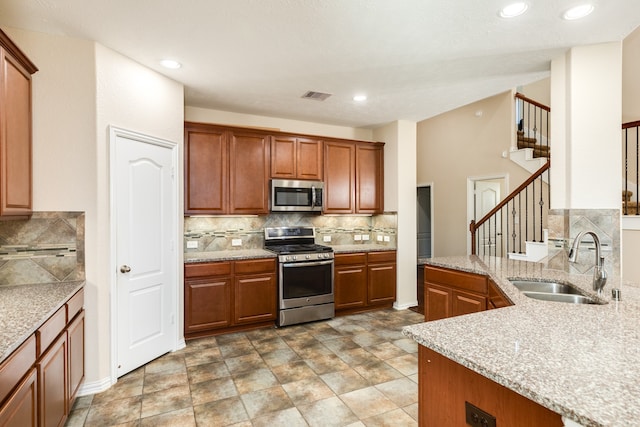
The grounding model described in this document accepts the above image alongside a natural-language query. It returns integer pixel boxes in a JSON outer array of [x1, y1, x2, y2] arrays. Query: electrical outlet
[[362, 234, 370, 241], [231, 238, 242, 247], [377, 235, 383, 242], [354, 235, 362, 241], [323, 235, 332, 242], [186, 240, 198, 249], [465, 402, 496, 427], [384, 235, 390, 242]]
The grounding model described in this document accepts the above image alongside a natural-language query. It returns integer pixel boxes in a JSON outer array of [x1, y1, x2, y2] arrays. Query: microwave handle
[[311, 185, 317, 207]]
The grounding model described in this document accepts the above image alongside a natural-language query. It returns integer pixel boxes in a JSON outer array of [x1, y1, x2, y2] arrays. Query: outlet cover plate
[[186, 241, 198, 249], [231, 238, 242, 247]]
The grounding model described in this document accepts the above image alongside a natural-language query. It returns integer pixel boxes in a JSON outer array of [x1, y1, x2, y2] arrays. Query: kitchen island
[[404, 256, 640, 427]]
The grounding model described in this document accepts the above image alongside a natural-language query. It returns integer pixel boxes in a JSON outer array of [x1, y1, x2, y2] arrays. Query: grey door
[[417, 186, 432, 258]]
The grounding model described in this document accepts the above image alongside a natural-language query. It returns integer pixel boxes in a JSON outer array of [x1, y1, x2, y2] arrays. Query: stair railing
[[515, 93, 550, 158], [623, 120, 640, 215], [470, 161, 550, 256]]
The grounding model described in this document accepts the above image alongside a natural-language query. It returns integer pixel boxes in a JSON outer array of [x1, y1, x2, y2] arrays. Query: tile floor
[[65, 308, 424, 427]]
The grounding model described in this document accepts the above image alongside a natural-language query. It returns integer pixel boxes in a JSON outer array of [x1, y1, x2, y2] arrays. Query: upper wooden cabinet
[[0, 29, 38, 217], [271, 136, 323, 180], [184, 123, 269, 215], [324, 140, 384, 214]]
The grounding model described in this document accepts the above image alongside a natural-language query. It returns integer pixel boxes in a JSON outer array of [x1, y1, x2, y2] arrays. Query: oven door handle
[[282, 260, 334, 268]]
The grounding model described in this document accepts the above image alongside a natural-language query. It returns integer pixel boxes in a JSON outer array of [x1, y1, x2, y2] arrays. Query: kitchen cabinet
[[0, 29, 38, 217], [335, 251, 396, 315], [271, 136, 323, 180], [424, 265, 493, 321], [324, 140, 384, 214], [184, 123, 270, 215], [0, 287, 84, 427], [184, 258, 277, 339], [419, 346, 562, 426]]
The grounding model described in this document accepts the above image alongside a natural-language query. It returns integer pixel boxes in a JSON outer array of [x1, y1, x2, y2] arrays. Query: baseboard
[[393, 300, 418, 310], [76, 376, 113, 397]]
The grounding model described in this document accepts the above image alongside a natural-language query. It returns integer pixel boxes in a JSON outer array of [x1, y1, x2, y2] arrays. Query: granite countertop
[[331, 244, 396, 253], [404, 255, 640, 427], [0, 281, 85, 363], [184, 249, 277, 263]]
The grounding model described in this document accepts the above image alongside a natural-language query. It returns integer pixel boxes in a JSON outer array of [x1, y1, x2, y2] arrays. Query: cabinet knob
[[120, 265, 132, 273]]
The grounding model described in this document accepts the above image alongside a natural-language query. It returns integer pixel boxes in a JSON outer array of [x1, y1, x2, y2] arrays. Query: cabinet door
[[0, 368, 37, 427], [324, 141, 355, 214], [229, 130, 270, 214], [425, 283, 452, 321], [367, 262, 396, 305], [296, 138, 323, 180], [184, 125, 227, 214], [271, 136, 297, 179], [335, 265, 367, 310], [67, 310, 85, 404], [233, 273, 277, 324], [452, 290, 486, 317], [184, 278, 231, 333], [0, 48, 33, 216], [356, 143, 384, 214], [38, 333, 67, 427]]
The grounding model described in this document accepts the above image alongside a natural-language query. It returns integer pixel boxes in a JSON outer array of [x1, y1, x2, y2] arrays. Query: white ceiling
[[1, 0, 639, 128]]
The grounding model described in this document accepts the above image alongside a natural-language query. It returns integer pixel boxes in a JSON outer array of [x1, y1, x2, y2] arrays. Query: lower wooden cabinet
[[419, 346, 562, 426], [424, 265, 506, 321], [335, 251, 396, 315], [184, 258, 277, 338], [0, 288, 84, 427]]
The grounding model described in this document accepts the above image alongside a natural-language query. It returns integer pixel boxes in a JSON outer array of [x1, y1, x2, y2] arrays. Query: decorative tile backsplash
[[546, 209, 620, 281], [0, 212, 85, 286], [184, 213, 398, 253]]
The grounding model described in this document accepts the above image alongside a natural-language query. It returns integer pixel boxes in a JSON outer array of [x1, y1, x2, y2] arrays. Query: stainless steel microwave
[[271, 179, 324, 212]]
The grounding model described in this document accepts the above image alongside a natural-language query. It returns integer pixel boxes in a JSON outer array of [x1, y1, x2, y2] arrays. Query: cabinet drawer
[[367, 251, 396, 264], [185, 262, 232, 278], [334, 253, 366, 266], [0, 335, 36, 405], [66, 288, 84, 321], [36, 306, 66, 357], [425, 265, 487, 294], [234, 258, 276, 275]]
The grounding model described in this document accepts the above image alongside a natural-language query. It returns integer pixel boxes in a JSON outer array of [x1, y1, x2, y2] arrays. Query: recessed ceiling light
[[353, 94, 367, 102], [562, 4, 594, 20], [160, 59, 181, 69], [499, 2, 528, 18]]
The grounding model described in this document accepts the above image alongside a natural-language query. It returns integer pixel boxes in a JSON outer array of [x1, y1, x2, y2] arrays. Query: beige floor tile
[[407, 373, 419, 383], [361, 407, 418, 427], [187, 360, 230, 385], [320, 368, 370, 395], [351, 331, 387, 348], [144, 353, 186, 374], [84, 396, 142, 426], [297, 396, 359, 427], [140, 384, 192, 419], [261, 347, 301, 368], [291, 342, 334, 359], [353, 361, 404, 385], [183, 345, 223, 366], [224, 351, 267, 374], [193, 396, 249, 426], [232, 367, 279, 394], [143, 368, 189, 394], [384, 354, 418, 376], [322, 336, 360, 353], [282, 376, 335, 405], [365, 342, 408, 360], [251, 407, 309, 427], [305, 353, 351, 375], [91, 379, 143, 406], [270, 359, 318, 384], [392, 338, 418, 354], [219, 340, 256, 358], [245, 327, 280, 341], [240, 385, 294, 419], [190, 377, 238, 406], [139, 406, 196, 427], [65, 408, 89, 427], [375, 378, 418, 407], [214, 332, 250, 346], [334, 347, 380, 366], [403, 402, 419, 421], [339, 386, 398, 419], [250, 336, 290, 354]]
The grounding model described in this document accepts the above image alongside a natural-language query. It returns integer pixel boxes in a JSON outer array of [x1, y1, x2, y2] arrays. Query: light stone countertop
[[403, 255, 640, 427], [331, 244, 396, 253], [184, 249, 277, 263], [0, 281, 85, 363]]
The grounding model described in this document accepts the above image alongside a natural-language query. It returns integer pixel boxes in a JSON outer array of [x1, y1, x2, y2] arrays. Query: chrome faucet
[[568, 231, 607, 294]]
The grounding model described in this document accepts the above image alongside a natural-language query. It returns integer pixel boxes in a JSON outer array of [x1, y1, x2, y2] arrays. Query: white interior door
[[474, 180, 503, 256], [113, 128, 177, 377]]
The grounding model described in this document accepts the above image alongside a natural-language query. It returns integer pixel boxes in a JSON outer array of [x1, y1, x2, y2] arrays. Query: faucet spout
[[568, 231, 607, 294]]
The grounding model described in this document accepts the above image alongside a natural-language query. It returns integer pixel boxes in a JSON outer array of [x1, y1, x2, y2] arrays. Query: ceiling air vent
[[301, 91, 332, 101]]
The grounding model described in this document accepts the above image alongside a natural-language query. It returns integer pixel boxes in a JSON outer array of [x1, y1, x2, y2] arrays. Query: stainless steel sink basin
[[509, 280, 583, 295], [508, 279, 605, 305]]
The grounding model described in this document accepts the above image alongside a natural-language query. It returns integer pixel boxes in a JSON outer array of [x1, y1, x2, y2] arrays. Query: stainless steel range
[[264, 226, 334, 327]]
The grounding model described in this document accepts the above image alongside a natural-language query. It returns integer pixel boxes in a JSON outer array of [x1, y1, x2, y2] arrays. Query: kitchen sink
[[508, 279, 605, 305]]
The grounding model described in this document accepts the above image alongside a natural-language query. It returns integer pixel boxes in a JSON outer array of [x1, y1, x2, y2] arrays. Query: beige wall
[[5, 27, 185, 392], [185, 106, 373, 141], [416, 91, 531, 257], [623, 26, 640, 124]]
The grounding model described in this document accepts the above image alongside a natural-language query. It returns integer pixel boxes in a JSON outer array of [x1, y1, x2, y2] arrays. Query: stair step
[[517, 135, 538, 144]]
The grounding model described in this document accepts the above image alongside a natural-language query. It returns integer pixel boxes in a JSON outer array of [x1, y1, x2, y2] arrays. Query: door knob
[[120, 265, 131, 273]]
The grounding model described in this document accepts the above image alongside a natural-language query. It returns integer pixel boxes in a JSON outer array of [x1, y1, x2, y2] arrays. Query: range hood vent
[[301, 91, 332, 101]]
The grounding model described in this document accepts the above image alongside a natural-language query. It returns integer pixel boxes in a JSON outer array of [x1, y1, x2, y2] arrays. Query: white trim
[[393, 300, 418, 310], [622, 215, 640, 230], [466, 174, 509, 255], [108, 126, 181, 385], [76, 376, 113, 397], [417, 182, 434, 258]]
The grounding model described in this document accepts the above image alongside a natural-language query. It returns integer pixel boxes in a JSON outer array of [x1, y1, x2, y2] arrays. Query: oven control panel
[[279, 252, 334, 262]]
